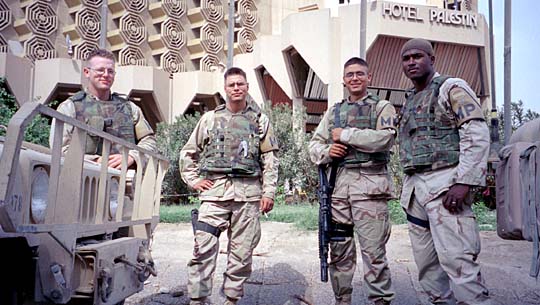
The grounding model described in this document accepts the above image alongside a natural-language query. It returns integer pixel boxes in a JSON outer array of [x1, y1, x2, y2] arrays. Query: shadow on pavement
[[245, 262, 311, 305]]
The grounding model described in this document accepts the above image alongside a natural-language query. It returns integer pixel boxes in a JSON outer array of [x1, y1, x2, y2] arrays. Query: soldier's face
[[225, 74, 249, 103], [343, 64, 371, 97], [402, 49, 435, 81], [84, 56, 115, 95]]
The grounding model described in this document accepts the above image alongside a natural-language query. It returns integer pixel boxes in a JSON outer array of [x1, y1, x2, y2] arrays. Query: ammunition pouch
[[191, 209, 221, 238]]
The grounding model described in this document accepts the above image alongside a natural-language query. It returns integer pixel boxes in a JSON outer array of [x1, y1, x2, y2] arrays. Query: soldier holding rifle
[[309, 57, 397, 305]]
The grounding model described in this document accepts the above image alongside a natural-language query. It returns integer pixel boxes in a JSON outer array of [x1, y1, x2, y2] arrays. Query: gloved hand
[[442, 184, 470, 214]]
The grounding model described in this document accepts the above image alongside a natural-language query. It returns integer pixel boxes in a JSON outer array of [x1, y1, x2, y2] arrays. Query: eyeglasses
[[226, 82, 247, 89], [87, 67, 116, 76], [344, 71, 367, 79]]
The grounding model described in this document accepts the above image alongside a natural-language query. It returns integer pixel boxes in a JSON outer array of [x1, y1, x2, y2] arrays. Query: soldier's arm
[[308, 108, 333, 165], [50, 99, 76, 153], [338, 100, 397, 153], [50, 100, 99, 161], [446, 81, 490, 187], [129, 103, 157, 162], [179, 112, 211, 189], [259, 114, 279, 199]]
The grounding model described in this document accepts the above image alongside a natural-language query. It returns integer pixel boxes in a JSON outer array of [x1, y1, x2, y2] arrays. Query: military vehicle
[[0, 102, 169, 304], [495, 118, 540, 278]]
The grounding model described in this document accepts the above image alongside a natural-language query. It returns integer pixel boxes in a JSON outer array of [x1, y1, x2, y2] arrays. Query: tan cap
[[400, 38, 434, 56]]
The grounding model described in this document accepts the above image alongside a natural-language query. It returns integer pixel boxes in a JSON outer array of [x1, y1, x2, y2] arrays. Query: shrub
[[156, 113, 201, 204], [264, 103, 318, 203], [0, 78, 52, 147]]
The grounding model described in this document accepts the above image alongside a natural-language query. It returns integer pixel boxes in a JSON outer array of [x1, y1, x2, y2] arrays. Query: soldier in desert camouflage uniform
[[180, 67, 279, 305], [49, 48, 156, 166], [309, 57, 396, 305], [398, 38, 492, 305]]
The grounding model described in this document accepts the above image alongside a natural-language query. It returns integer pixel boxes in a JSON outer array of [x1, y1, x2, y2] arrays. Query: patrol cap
[[400, 38, 434, 56]]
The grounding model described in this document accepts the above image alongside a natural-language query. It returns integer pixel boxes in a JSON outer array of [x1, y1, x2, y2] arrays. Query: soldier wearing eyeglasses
[[49, 49, 156, 168], [309, 57, 396, 305]]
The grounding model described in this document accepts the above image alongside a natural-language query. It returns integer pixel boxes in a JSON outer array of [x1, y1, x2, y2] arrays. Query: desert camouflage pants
[[329, 198, 394, 303], [405, 194, 492, 305], [187, 200, 261, 301]]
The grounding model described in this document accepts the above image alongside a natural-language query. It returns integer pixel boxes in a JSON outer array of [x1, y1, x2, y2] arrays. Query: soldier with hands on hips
[[180, 67, 279, 305]]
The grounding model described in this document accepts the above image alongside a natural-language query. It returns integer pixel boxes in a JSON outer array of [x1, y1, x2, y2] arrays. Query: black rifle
[[318, 162, 352, 282]]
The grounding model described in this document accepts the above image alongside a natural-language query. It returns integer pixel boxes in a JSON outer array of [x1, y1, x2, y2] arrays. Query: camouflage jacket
[[399, 73, 490, 208], [180, 103, 279, 202], [49, 90, 157, 161], [309, 94, 397, 200]]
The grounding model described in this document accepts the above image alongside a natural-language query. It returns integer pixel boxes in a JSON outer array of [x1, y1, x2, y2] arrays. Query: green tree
[[265, 103, 318, 202], [156, 112, 201, 204], [0, 78, 51, 147], [498, 100, 540, 142]]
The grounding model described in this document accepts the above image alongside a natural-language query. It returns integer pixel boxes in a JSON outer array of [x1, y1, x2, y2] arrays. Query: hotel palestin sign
[[382, 2, 478, 28]]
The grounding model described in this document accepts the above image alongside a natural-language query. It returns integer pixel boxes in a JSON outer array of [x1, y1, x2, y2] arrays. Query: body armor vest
[[72, 91, 136, 155], [329, 94, 389, 167], [200, 102, 261, 177], [398, 76, 460, 174]]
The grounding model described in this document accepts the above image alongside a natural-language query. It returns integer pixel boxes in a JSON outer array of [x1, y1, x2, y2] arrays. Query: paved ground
[[126, 223, 540, 305]]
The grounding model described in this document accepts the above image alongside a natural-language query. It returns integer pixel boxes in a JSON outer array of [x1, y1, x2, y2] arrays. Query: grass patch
[[473, 202, 497, 231], [389, 200, 406, 225], [160, 200, 496, 231], [159, 203, 318, 230], [160, 204, 199, 223]]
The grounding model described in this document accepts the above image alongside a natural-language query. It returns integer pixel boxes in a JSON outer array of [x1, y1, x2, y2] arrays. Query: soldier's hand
[[329, 143, 348, 158], [193, 179, 214, 191], [260, 197, 274, 213], [331, 128, 344, 142], [96, 154, 135, 169], [442, 184, 470, 214]]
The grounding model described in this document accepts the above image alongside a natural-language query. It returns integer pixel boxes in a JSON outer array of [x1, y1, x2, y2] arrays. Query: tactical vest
[[329, 94, 390, 167], [200, 102, 262, 177], [72, 91, 136, 155], [398, 76, 460, 174]]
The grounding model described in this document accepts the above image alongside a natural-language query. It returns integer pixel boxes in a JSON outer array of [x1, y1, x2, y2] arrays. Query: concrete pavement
[[126, 222, 540, 305]]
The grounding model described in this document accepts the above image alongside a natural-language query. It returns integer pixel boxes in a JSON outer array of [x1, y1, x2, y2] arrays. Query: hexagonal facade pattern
[[0, 0, 11, 31], [200, 23, 223, 54], [120, 0, 148, 13], [161, 18, 186, 50], [25, 36, 57, 61], [238, 27, 255, 53], [201, 0, 223, 23], [160, 50, 185, 73], [26, 1, 58, 36], [119, 45, 146, 66], [75, 7, 101, 40], [200, 53, 220, 72], [0, 34, 7, 53], [162, 0, 186, 18], [119, 13, 147, 46], [81, 0, 104, 8], [238, 0, 258, 28], [74, 40, 99, 60]]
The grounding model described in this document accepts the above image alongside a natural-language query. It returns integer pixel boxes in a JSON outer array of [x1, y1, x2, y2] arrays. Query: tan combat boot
[[223, 297, 238, 305], [190, 297, 210, 305], [335, 294, 352, 305]]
